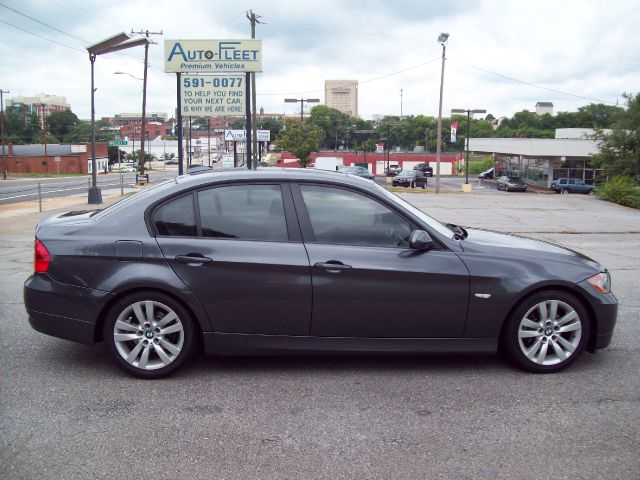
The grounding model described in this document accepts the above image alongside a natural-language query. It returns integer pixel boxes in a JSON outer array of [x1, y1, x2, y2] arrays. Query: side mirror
[[409, 230, 433, 251]]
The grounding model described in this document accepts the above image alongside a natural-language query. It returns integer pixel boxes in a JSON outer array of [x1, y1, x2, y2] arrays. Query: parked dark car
[[386, 164, 402, 177], [478, 167, 495, 180], [413, 163, 433, 177], [339, 166, 375, 180], [551, 178, 594, 194], [497, 175, 527, 192], [25, 169, 617, 378], [392, 170, 428, 188], [164, 159, 179, 165]]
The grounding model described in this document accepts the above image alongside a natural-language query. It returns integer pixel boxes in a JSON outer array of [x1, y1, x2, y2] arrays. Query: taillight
[[34, 239, 50, 273]]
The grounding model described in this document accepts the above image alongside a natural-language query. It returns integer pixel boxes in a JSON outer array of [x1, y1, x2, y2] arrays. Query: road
[[1, 190, 638, 479], [1, 168, 501, 206], [0, 169, 178, 205]]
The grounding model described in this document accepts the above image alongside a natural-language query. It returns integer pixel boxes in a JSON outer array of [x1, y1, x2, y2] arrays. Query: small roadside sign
[[109, 140, 129, 146]]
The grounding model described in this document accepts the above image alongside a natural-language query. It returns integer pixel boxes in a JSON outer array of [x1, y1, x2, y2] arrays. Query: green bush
[[595, 176, 640, 209], [467, 157, 495, 175]]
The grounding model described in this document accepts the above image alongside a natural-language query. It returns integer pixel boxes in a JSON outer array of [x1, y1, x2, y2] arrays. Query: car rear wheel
[[104, 292, 197, 378], [503, 290, 590, 373], [561, 188, 570, 194]]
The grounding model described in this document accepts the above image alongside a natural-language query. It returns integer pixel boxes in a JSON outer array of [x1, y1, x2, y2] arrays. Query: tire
[[410, 180, 416, 188], [502, 290, 591, 373], [103, 291, 198, 378], [561, 188, 570, 195], [496, 183, 501, 190]]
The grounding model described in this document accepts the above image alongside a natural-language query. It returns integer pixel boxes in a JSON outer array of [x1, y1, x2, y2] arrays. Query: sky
[[1, 0, 639, 122]]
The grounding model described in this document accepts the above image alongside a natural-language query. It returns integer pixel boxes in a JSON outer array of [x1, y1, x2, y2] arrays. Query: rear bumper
[[24, 274, 113, 345]]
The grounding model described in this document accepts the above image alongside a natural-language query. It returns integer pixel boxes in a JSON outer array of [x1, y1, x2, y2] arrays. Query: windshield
[[397, 171, 415, 177], [340, 167, 358, 173], [370, 182, 453, 238], [507, 176, 521, 182]]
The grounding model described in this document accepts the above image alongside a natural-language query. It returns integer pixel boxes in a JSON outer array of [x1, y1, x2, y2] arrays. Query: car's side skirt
[[203, 332, 497, 356]]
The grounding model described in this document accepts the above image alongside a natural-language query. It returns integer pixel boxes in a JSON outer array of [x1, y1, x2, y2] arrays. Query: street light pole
[[451, 108, 486, 191], [284, 98, 319, 121], [435, 33, 449, 194], [86, 32, 148, 204]]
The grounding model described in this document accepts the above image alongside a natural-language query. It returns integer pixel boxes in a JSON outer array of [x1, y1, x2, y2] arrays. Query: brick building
[[1, 143, 108, 175]]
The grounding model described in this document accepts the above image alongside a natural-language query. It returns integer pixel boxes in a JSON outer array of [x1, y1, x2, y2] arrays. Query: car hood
[[459, 228, 602, 270]]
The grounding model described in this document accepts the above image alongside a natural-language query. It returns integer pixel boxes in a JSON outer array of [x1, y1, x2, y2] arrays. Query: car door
[[293, 183, 469, 338], [152, 183, 312, 336]]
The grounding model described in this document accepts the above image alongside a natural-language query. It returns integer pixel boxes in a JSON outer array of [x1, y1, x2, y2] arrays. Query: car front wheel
[[104, 292, 197, 378], [503, 290, 590, 373]]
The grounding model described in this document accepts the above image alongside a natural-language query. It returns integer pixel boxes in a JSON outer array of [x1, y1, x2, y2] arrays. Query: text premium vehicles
[[25, 169, 617, 378]]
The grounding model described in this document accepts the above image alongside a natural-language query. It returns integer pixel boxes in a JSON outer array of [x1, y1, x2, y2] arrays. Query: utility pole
[[131, 29, 162, 178], [435, 33, 449, 194], [1, 89, 9, 180], [246, 10, 262, 170]]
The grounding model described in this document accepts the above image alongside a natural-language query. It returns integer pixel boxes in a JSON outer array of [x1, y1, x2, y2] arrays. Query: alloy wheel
[[112, 300, 185, 371], [517, 300, 582, 366]]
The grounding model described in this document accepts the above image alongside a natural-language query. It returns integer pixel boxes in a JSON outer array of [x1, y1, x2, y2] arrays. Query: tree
[[591, 93, 640, 179], [3, 105, 41, 143], [309, 105, 352, 149], [46, 110, 79, 139], [63, 120, 112, 143], [126, 149, 155, 163], [275, 119, 322, 167]]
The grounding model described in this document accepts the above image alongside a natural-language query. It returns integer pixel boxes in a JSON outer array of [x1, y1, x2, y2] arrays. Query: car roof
[[174, 167, 372, 188]]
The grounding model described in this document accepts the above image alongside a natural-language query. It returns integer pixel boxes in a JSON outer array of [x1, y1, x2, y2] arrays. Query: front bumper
[[573, 280, 618, 351], [24, 273, 113, 345]]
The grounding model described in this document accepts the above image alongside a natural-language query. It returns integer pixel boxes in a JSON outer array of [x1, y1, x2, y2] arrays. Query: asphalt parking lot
[[1, 188, 639, 479]]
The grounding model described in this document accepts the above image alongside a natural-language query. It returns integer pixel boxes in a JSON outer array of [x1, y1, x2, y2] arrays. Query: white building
[[469, 129, 604, 187]]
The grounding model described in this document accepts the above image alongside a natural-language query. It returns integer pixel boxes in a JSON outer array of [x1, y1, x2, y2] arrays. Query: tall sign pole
[[245, 72, 252, 169], [176, 72, 184, 175]]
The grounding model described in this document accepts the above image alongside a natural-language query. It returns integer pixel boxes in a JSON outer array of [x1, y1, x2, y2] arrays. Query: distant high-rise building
[[6, 93, 71, 127], [325, 80, 358, 117], [535, 102, 554, 116]]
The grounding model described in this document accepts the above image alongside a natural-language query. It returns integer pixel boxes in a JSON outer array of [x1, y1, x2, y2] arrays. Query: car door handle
[[314, 261, 352, 272], [175, 254, 213, 265]]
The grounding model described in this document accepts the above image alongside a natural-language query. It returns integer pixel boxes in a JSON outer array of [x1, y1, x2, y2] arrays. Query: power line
[[451, 58, 616, 105], [0, 2, 89, 43], [0, 18, 85, 53], [258, 57, 440, 97]]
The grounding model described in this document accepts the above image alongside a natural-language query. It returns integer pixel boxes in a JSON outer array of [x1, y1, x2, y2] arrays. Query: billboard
[[165, 39, 262, 73]]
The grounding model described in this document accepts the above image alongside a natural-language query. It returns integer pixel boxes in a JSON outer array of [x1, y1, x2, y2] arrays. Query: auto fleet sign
[[181, 75, 245, 116], [165, 39, 262, 73], [224, 130, 271, 142]]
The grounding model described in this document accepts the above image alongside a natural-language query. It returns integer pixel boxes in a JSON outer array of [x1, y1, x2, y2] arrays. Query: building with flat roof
[[535, 102, 554, 116], [469, 129, 604, 187], [325, 80, 358, 117], [6, 93, 71, 126]]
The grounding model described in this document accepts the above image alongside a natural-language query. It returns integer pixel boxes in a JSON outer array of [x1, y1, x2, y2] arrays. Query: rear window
[[154, 194, 197, 236]]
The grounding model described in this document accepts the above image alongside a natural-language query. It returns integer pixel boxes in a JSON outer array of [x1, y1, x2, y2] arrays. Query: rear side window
[[154, 194, 197, 236], [197, 185, 288, 241]]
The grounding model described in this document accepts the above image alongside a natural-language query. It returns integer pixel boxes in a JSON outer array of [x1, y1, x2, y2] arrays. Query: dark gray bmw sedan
[[24, 168, 617, 378]]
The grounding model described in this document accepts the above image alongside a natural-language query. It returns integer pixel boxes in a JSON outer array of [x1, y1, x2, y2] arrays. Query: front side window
[[197, 185, 288, 241], [300, 185, 412, 248]]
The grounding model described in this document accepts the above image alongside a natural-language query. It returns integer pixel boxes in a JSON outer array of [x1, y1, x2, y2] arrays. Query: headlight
[[587, 271, 611, 294]]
